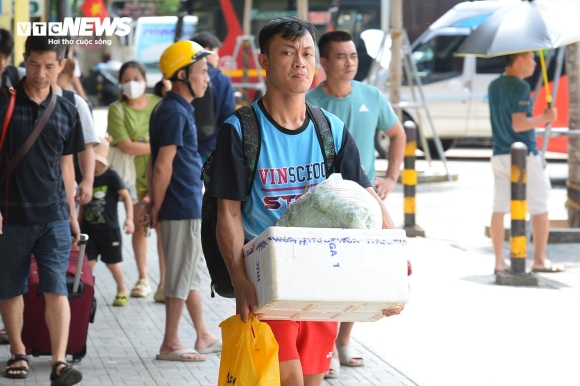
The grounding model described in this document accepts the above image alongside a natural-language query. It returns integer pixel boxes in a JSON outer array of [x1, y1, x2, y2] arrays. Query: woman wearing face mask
[[107, 61, 166, 301]]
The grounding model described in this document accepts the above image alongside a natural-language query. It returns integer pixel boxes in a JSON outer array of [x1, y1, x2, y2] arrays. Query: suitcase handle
[[72, 234, 89, 294]]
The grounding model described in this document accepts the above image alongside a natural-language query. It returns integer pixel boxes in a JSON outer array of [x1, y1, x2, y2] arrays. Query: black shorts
[[85, 229, 123, 264]]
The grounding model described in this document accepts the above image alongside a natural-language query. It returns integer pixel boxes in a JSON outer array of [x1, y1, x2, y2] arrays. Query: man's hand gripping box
[[243, 227, 408, 322]]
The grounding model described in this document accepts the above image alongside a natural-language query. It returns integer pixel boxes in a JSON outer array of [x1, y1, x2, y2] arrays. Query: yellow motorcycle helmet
[[159, 40, 212, 79]]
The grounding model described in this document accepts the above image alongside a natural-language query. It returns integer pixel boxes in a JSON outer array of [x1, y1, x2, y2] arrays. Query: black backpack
[[0, 65, 20, 88], [193, 81, 217, 141], [62, 89, 93, 115], [201, 102, 337, 298]]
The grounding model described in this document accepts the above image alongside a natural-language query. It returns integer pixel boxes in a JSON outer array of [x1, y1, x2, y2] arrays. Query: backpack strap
[[1, 89, 57, 186], [1, 66, 20, 88], [234, 105, 261, 196], [61, 89, 76, 105], [229, 103, 334, 197], [306, 102, 335, 177], [0, 87, 16, 153]]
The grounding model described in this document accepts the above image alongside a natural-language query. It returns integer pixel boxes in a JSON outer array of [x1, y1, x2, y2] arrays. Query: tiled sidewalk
[[1, 227, 416, 386]]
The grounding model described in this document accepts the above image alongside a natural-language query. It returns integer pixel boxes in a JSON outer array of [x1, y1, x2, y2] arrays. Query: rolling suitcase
[[22, 234, 97, 361]]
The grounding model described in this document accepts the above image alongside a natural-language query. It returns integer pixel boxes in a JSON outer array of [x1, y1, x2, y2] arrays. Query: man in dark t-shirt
[[0, 37, 85, 384], [145, 40, 220, 362], [205, 17, 403, 385]]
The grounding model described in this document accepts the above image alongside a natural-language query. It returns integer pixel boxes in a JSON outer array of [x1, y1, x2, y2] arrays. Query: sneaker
[[154, 286, 165, 303], [113, 294, 129, 307], [130, 279, 152, 298]]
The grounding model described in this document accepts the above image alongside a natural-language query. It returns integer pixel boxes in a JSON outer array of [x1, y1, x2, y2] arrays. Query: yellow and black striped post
[[402, 121, 425, 237], [510, 142, 527, 273]]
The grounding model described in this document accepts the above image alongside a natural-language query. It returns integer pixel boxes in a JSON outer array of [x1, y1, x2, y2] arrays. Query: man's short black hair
[[258, 17, 316, 55], [318, 31, 353, 59], [191, 32, 222, 50], [24, 36, 67, 61], [505, 52, 529, 67], [0, 28, 14, 57]]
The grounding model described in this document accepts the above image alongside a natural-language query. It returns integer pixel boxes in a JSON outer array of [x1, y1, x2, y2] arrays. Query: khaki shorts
[[491, 153, 551, 215], [160, 219, 206, 300]]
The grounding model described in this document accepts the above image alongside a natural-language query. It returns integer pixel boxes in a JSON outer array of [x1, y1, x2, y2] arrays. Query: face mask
[[122, 80, 146, 99]]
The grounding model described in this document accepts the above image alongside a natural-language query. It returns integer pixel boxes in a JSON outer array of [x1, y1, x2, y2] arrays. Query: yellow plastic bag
[[218, 314, 281, 385]]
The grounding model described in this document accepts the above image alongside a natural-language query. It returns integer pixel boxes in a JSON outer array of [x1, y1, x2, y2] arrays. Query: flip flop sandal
[[338, 345, 364, 367], [156, 348, 206, 362], [5, 354, 29, 379], [532, 261, 565, 273], [324, 357, 340, 380], [131, 279, 152, 297], [196, 340, 222, 354], [50, 361, 82, 386]]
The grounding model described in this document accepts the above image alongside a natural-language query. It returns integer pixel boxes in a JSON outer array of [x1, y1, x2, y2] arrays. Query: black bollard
[[510, 142, 528, 274]]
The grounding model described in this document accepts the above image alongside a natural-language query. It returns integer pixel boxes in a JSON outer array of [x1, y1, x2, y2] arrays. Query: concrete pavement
[[1, 226, 418, 386], [2, 108, 579, 385]]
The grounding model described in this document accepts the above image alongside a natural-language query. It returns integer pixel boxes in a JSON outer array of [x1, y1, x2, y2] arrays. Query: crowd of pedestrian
[[0, 13, 563, 386]]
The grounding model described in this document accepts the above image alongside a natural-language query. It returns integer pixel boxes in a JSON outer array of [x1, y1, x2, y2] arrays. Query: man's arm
[[150, 145, 177, 227], [512, 108, 557, 133], [374, 122, 406, 199], [146, 157, 153, 202], [366, 187, 395, 229], [364, 186, 404, 316], [76, 144, 95, 204], [141, 158, 154, 227], [217, 198, 258, 322], [61, 155, 80, 245]]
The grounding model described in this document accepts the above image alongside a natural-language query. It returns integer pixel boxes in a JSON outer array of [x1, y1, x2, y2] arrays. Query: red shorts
[[264, 320, 338, 375]]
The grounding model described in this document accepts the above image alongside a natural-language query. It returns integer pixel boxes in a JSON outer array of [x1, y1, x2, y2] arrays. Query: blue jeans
[[0, 220, 71, 300]]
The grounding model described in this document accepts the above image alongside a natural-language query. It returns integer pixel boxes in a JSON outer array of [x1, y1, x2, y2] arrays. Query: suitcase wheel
[[72, 344, 87, 362], [90, 297, 97, 323]]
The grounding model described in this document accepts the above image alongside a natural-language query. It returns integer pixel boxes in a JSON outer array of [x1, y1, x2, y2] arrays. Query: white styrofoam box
[[243, 227, 408, 322]]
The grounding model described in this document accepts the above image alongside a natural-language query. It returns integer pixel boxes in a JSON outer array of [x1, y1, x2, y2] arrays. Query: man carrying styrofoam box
[[204, 17, 405, 386]]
